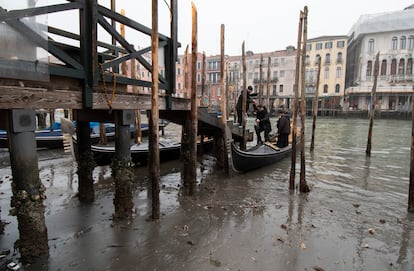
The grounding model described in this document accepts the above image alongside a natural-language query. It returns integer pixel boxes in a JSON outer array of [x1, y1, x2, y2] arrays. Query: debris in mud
[[280, 224, 287, 230], [368, 228, 375, 234], [313, 266, 326, 271], [209, 257, 221, 267], [379, 219, 386, 224], [300, 242, 307, 249], [276, 236, 285, 243]]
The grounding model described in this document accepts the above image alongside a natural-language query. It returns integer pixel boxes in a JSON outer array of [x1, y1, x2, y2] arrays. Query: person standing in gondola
[[236, 85, 257, 126], [276, 109, 290, 148], [254, 104, 272, 145]]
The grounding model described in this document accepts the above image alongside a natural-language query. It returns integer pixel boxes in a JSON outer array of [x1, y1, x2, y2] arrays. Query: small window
[[337, 52, 343, 63], [316, 43, 323, 50], [368, 39, 375, 52], [306, 44, 312, 51], [398, 59, 405, 75], [280, 70, 285, 77], [324, 67, 329, 79], [366, 61, 372, 76], [336, 67, 341, 78], [335, 84, 340, 93], [325, 53, 331, 64], [337, 41, 345, 48], [407, 58, 412, 75], [325, 42, 333, 49], [392, 37, 398, 50], [279, 84, 284, 92], [409, 35, 414, 49], [390, 59, 397, 75], [400, 36, 406, 50], [381, 60, 387, 75], [323, 84, 328, 93]]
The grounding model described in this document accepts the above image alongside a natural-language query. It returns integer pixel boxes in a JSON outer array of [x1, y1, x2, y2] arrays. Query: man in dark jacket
[[236, 85, 256, 126], [254, 104, 272, 145], [276, 110, 290, 148]]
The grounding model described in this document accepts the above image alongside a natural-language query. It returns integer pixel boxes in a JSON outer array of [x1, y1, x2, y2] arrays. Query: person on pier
[[236, 85, 257, 127], [254, 104, 272, 145]]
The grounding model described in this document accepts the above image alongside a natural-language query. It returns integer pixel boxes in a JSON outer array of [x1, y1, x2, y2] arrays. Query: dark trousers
[[255, 125, 270, 144], [277, 133, 289, 148]]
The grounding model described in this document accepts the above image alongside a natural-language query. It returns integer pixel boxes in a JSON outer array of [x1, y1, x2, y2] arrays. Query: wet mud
[[0, 119, 413, 270]]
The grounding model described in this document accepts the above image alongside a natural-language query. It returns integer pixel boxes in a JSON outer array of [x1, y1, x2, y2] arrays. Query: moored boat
[[86, 138, 215, 166], [231, 141, 293, 173]]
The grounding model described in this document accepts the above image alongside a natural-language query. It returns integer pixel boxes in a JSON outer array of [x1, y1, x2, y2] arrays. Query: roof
[[348, 7, 414, 42]]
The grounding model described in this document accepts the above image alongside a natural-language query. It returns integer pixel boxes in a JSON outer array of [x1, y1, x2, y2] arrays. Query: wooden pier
[[0, 0, 250, 264]]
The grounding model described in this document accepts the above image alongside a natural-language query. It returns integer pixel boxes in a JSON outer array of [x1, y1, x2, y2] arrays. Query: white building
[[345, 5, 414, 112]]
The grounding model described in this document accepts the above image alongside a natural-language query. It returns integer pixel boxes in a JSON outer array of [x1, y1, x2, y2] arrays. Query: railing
[[0, 0, 178, 109]]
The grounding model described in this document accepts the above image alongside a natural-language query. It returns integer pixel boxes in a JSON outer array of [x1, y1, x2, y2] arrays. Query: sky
[[3, 1, 414, 56], [99, 0, 413, 56]]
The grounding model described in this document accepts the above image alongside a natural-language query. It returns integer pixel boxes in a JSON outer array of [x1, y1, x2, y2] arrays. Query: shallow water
[[0, 117, 413, 271]]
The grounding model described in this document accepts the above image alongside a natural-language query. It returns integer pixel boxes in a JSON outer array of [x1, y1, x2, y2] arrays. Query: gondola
[[0, 120, 168, 149], [84, 138, 215, 166], [231, 141, 293, 173]]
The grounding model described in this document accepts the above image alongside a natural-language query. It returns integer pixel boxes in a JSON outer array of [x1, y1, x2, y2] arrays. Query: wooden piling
[[149, 0, 161, 219], [266, 56, 271, 110], [76, 119, 96, 203], [241, 41, 247, 150], [112, 110, 134, 220], [7, 109, 49, 263], [366, 52, 379, 157], [310, 56, 321, 152], [259, 54, 263, 104], [201, 52, 207, 106], [219, 24, 229, 173], [409, 86, 414, 212], [289, 10, 303, 190], [299, 6, 310, 193]]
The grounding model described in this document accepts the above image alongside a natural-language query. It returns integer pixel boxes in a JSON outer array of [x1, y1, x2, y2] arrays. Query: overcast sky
[[97, 0, 413, 56], [4, 1, 413, 56]]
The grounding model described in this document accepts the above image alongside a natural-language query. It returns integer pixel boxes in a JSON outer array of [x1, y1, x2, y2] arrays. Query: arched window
[[366, 61, 373, 76], [323, 84, 328, 93], [390, 59, 397, 75], [306, 55, 310, 65], [368, 39, 375, 52], [392, 37, 398, 50], [380, 60, 387, 76], [335, 84, 340, 93], [398, 59, 405, 75], [315, 54, 321, 64], [324, 67, 329, 79], [325, 53, 331, 64], [407, 58, 413, 75], [336, 67, 342, 78], [409, 35, 414, 49], [337, 52, 343, 63], [400, 36, 407, 49]]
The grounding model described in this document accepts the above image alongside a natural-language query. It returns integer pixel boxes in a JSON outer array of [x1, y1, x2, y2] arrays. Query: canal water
[[0, 117, 413, 271]]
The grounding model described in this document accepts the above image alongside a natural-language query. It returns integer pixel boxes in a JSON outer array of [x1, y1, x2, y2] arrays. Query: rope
[[99, 63, 117, 110]]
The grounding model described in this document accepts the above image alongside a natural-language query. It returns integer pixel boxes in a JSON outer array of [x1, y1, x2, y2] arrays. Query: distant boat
[[231, 141, 293, 173], [82, 138, 215, 166], [0, 120, 168, 149]]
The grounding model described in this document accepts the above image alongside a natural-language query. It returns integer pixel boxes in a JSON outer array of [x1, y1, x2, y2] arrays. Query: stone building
[[345, 5, 414, 112]]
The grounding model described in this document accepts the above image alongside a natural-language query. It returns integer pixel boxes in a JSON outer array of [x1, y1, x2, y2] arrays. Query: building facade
[[305, 35, 348, 113], [345, 5, 414, 112]]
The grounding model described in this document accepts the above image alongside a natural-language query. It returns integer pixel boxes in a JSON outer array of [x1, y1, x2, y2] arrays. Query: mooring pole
[[219, 23, 229, 173], [310, 56, 321, 152], [259, 54, 263, 104], [289, 10, 303, 190], [241, 41, 247, 150], [7, 109, 49, 263], [266, 56, 271, 110], [299, 6, 310, 193], [409, 86, 414, 212], [149, 0, 161, 219], [366, 52, 379, 157]]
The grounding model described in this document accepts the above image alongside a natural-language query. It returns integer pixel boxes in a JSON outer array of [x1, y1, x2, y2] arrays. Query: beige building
[[305, 35, 348, 112]]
